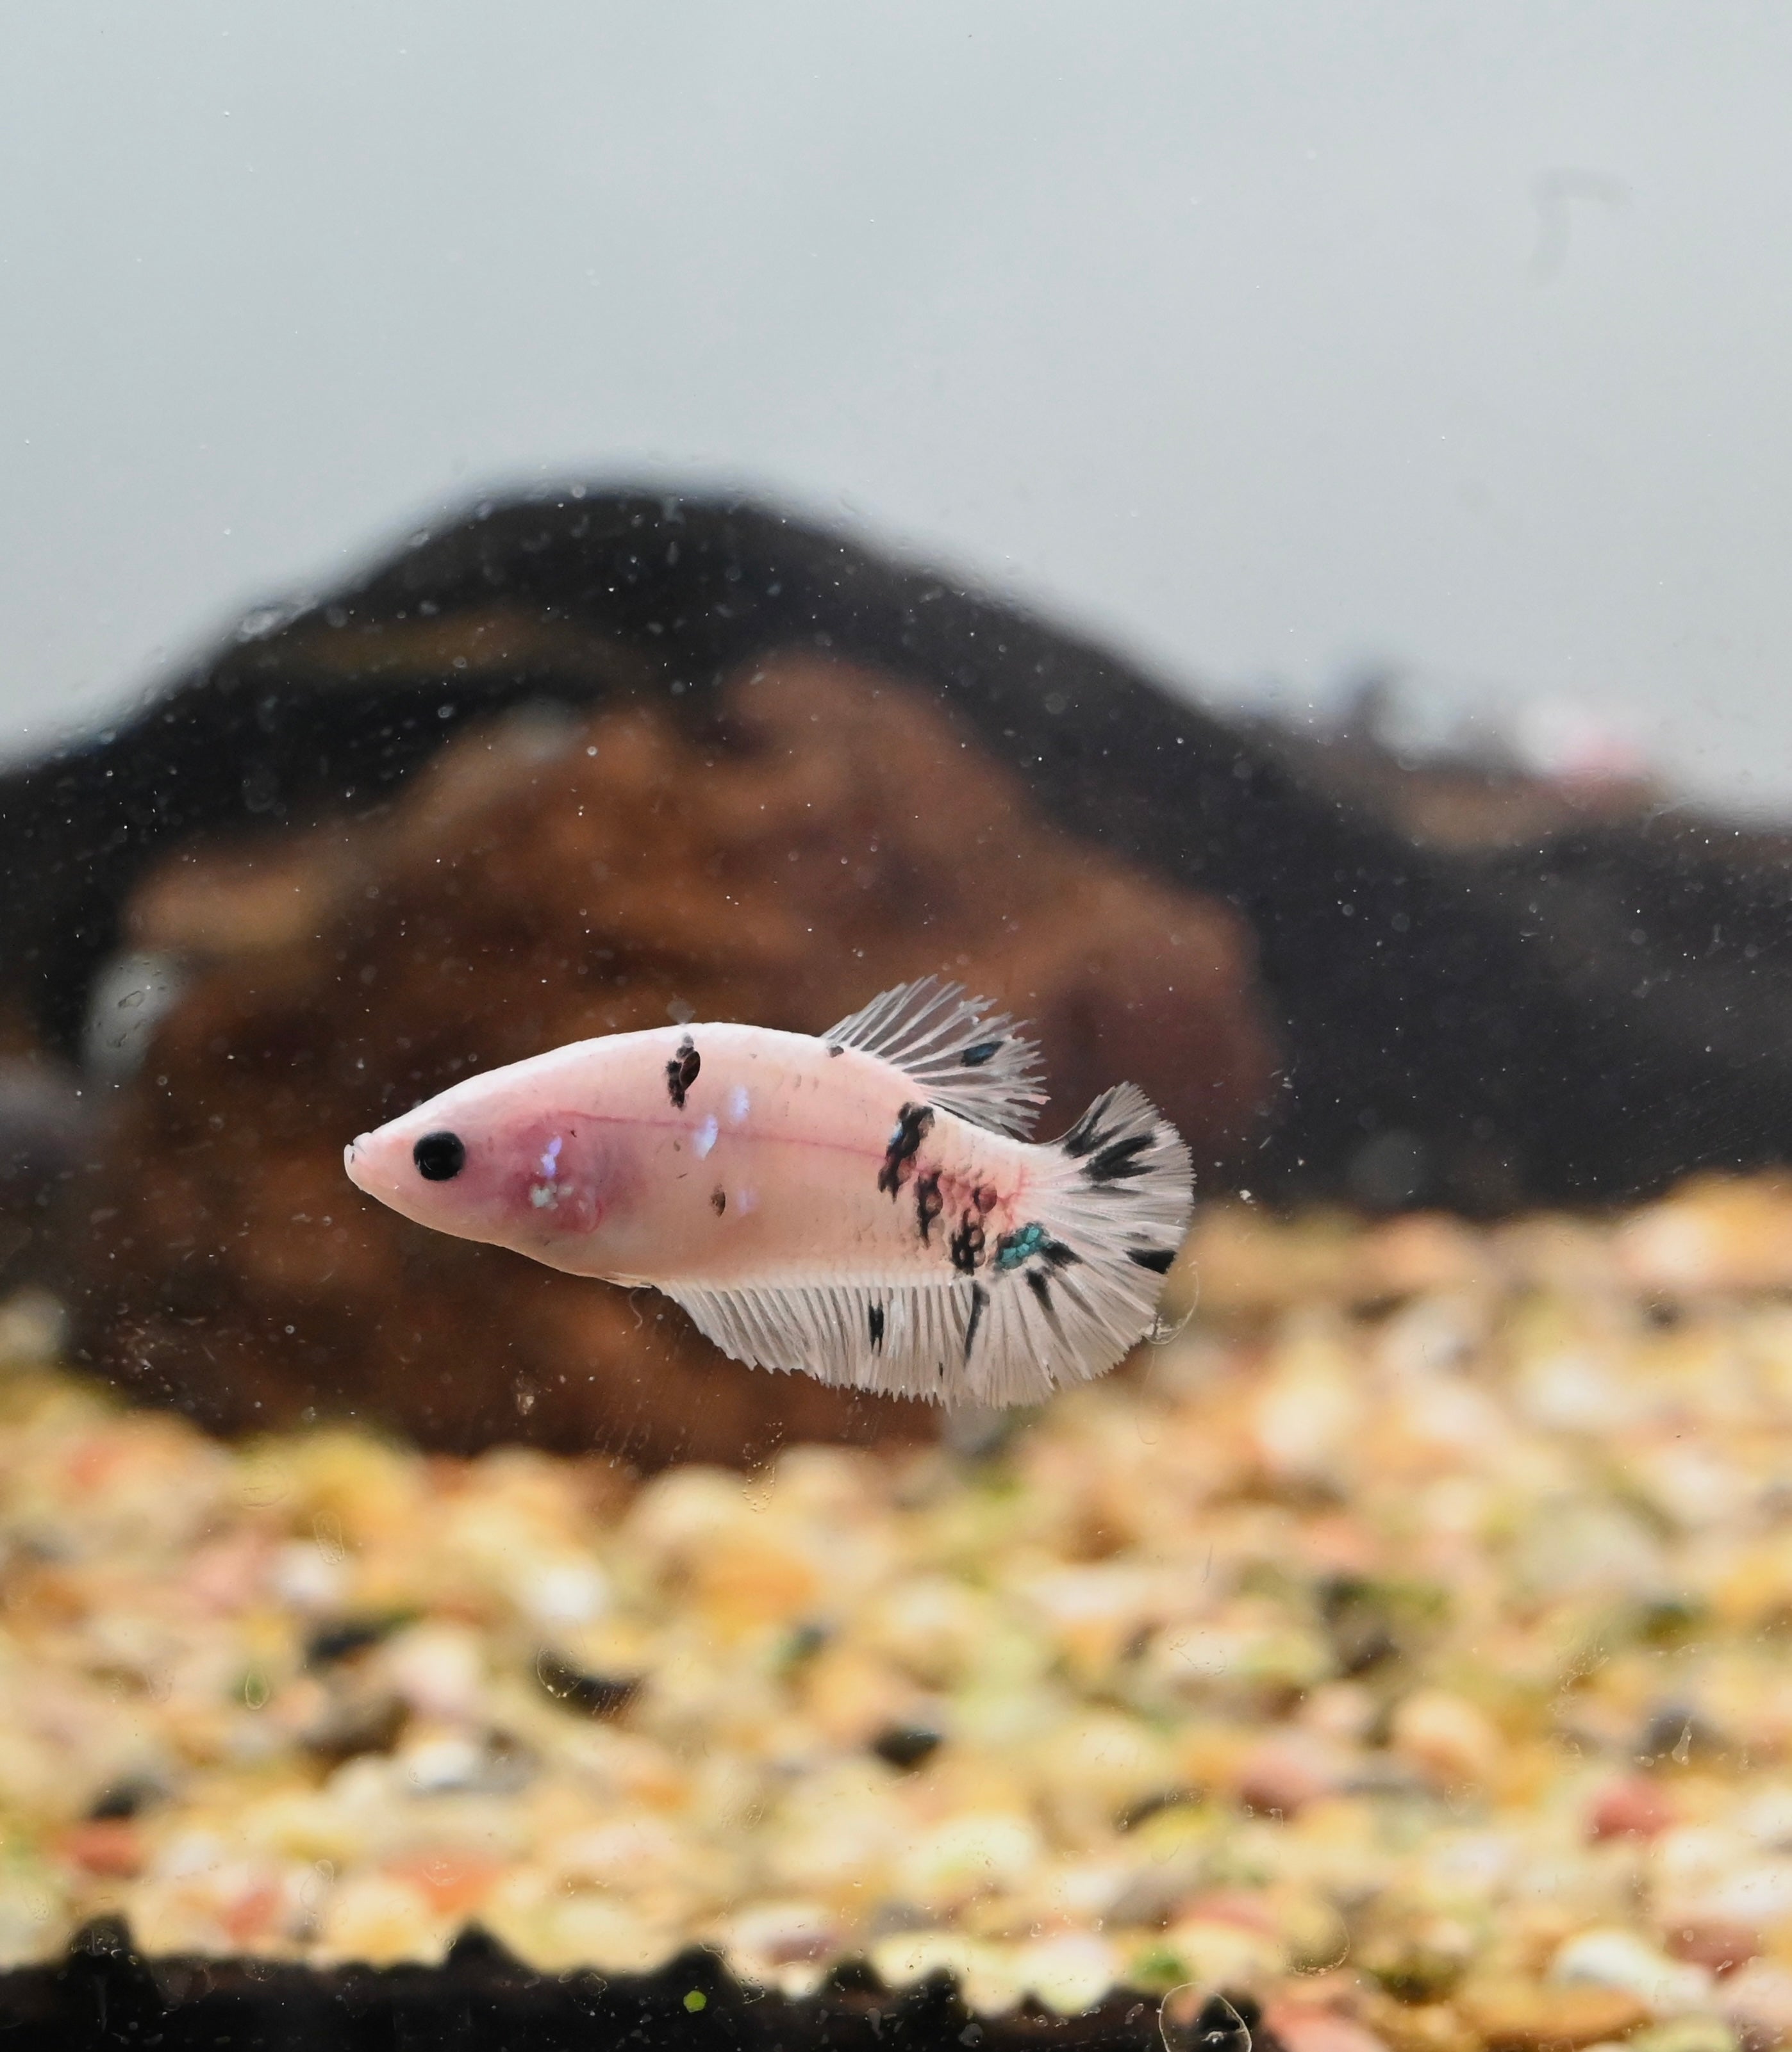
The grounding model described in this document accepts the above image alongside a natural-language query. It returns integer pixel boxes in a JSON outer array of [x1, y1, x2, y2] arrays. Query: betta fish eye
[[413, 1130, 467, 1182]]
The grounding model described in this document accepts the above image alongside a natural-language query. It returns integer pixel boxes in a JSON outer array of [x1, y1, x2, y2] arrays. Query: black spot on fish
[[915, 1171, 943, 1245], [878, 1102, 934, 1196], [963, 1282, 988, 1358], [949, 1211, 986, 1275], [867, 1303, 885, 1353], [710, 1186, 726, 1215], [1129, 1245, 1175, 1273], [665, 1035, 701, 1109], [1088, 1132, 1154, 1184], [1041, 1237, 1082, 1270], [827, 1044, 843, 1058], [960, 1039, 1002, 1067]]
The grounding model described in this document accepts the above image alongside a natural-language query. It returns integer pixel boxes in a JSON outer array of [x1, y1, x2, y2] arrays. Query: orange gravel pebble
[[0, 1177, 1787, 2046]]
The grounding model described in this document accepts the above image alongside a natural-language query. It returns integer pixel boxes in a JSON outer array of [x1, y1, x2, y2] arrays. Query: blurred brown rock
[[12, 488, 1792, 1228], [70, 654, 1275, 1464]]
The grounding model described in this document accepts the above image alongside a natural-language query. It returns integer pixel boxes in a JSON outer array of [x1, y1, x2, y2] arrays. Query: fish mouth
[[342, 1136, 372, 1192], [342, 1129, 449, 1229]]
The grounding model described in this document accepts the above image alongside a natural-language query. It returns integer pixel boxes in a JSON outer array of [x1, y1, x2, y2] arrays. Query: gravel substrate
[[8, 1178, 1792, 2049]]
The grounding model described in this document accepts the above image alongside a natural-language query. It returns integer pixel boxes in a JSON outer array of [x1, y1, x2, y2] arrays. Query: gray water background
[[3, 5, 1789, 811]]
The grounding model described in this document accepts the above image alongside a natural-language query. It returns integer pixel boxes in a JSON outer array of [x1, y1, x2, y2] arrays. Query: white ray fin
[[667, 1277, 986, 1403], [666, 1082, 1194, 1407], [975, 1081, 1196, 1404], [823, 977, 1046, 1137]]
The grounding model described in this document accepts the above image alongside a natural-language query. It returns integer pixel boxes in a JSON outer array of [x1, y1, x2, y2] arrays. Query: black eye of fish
[[413, 1130, 466, 1181]]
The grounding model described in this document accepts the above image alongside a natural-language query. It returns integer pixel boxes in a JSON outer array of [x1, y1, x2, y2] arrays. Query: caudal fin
[[965, 1082, 1195, 1406]]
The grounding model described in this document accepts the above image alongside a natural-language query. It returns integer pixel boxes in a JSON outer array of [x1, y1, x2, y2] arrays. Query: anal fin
[[665, 1273, 1063, 1407]]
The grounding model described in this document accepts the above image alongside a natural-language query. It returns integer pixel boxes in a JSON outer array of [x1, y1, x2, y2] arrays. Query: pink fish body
[[344, 980, 1192, 1406]]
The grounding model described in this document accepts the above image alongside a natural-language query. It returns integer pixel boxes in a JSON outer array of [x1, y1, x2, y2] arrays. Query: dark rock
[[85, 1779, 162, 1823], [297, 1691, 409, 1768], [870, 1723, 944, 1771], [0, 486, 1786, 1219], [0, 1055, 92, 1297], [1635, 1700, 1729, 1766], [63, 655, 1273, 1461], [56, 1917, 162, 2048], [304, 1611, 413, 1669], [0, 486, 1786, 1471], [534, 1651, 640, 1719], [0, 1916, 1213, 2051], [1191, 1992, 1260, 2052]]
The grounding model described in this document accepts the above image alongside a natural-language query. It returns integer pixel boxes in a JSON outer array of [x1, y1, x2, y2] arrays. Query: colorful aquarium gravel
[[8, 1179, 1792, 2047]]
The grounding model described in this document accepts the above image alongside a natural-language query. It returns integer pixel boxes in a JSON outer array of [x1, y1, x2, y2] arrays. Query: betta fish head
[[343, 1055, 624, 1269]]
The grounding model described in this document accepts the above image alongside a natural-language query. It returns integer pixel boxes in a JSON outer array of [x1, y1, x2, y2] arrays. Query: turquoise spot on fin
[[995, 1221, 1047, 1271]]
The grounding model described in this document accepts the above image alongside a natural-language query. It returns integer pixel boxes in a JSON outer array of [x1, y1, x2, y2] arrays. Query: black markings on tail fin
[[1059, 1094, 1114, 1158], [666, 1035, 701, 1109], [878, 1102, 934, 1196], [1060, 1087, 1161, 1184], [960, 1039, 1002, 1067], [1088, 1132, 1155, 1184], [867, 1303, 885, 1354], [963, 1283, 989, 1359], [1128, 1246, 1175, 1273], [1025, 1268, 1066, 1341], [1049, 1264, 1102, 1327]]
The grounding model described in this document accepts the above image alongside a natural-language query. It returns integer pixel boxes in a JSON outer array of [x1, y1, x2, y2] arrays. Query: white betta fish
[[343, 979, 1193, 1407]]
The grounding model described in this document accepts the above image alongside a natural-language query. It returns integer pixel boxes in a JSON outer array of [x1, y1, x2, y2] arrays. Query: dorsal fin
[[824, 977, 1046, 1136]]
